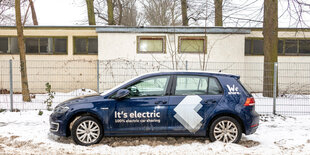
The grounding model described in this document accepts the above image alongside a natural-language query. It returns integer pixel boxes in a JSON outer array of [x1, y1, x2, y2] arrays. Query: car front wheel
[[208, 116, 242, 143], [71, 116, 103, 146]]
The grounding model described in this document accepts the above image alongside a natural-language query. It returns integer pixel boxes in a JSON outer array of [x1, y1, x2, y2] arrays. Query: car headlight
[[54, 106, 69, 114]]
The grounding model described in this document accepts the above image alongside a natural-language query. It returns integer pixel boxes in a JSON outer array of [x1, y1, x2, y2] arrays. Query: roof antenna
[[218, 70, 222, 72]]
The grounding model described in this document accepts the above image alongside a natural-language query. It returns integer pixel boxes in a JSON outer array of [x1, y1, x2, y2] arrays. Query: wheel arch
[[206, 112, 245, 136], [65, 111, 103, 137]]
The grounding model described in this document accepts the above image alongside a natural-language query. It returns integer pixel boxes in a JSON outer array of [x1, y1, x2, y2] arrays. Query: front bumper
[[49, 113, 68, 137], [50, 122, 59, 132]]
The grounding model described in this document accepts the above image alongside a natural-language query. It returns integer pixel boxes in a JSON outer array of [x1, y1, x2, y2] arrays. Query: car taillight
[[244, 97, 255, 106]]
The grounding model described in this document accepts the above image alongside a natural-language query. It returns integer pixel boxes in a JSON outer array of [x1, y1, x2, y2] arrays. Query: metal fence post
[[9, 59, 13, 112], [185, 60, 188, 70], [273, 62, 278, 115], [97, 60, 100, 93]]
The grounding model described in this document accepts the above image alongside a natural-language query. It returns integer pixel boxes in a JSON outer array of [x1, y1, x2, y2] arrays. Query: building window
[[25, 37, 67, 54], [245, 38, 310, 56], [137, 36, 165, 53], [285, 39, 298, 54], [0, 37, 19, 54], [0, 37, 67, 54], [299, 40, 310, 54], [179, 37, 206, 53], [54, 38, 67, 54], [74, 37, 98, 54], [244, 38, 264, 55]]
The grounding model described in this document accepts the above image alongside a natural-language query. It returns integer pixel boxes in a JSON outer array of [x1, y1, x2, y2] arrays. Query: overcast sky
[[35, 0, 86, 25]]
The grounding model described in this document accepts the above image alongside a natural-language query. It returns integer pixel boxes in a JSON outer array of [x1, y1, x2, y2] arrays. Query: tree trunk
[[107, 0, 115, 25], [214, 0, 223, 26], [181, 0, 188, 26], [29, 0, 38, 25], [15, 0, 31, 102], [23, 3, 31, 26], [86, 0, 96, 25], [263, 0, 278, 97], [117, 0, 122, 25]]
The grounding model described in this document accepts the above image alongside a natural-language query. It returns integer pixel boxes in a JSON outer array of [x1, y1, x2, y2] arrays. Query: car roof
[[140, 70, 240, 79]]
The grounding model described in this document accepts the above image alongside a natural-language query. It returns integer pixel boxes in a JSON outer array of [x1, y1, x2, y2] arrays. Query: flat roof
[[96, 26, 251, 34], [1, 26, 310, 33]]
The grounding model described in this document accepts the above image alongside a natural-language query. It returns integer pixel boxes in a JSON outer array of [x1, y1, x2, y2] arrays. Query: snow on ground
[[0, 90, 310, 154], [0, 89, 97, 110], [0, 111, 310, 154], [253, 93, 310, 114]]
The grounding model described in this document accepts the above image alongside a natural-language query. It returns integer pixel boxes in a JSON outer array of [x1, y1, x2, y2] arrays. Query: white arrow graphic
[[174, 95, 203, 133]]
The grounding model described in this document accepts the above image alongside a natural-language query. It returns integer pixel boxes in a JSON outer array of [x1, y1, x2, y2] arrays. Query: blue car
[[50, 71, 259, 145]]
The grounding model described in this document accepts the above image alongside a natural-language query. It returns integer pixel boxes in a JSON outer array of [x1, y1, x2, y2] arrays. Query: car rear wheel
[[71, 116, 103, 146], [208, 116, 242, 143]]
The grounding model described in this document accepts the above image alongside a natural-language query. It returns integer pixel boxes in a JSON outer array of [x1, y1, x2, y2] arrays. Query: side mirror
[[114, 89, 130, 100]]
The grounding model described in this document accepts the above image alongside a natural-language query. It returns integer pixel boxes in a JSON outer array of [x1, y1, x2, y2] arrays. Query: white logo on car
[[227, 84, 240, 95], [174, 95, 203, 133]]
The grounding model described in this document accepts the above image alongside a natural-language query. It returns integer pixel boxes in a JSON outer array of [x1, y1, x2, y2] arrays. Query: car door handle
[[205, 100, 217, 104], [155, 101, 167, 104]]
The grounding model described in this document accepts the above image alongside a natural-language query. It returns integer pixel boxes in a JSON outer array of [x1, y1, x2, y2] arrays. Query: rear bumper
[[244, 110, 259, 135]]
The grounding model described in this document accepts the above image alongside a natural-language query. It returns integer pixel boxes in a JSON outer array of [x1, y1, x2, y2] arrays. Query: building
[[1, 26, 310, 93]]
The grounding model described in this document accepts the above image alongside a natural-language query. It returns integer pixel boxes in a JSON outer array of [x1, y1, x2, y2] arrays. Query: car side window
[[175, 76, 223, 96], [126, 76, 170, 97], [208, 77, 223, 95], [175, 76, 209, 95]]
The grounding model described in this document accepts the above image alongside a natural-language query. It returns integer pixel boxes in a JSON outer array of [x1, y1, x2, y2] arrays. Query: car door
[[167, 75, 223, 136], [109, 75, 172, 135]]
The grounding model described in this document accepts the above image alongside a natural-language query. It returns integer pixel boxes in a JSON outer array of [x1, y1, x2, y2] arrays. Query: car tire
[[208, 116, 242, 143], [71, 116, 104, 146]]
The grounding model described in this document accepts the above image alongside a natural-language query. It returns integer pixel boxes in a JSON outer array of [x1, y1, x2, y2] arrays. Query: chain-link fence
[[0, 60, 98, 110], [1, 59, 310, 115]]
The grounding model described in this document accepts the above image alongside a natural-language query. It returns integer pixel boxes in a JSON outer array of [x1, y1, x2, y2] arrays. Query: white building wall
[[98, 32, 247, 91], [98, 33, 246, 63], [98, 29, 310, 93]]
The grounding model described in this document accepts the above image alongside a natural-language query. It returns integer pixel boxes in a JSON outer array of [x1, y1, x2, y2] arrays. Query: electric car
[[50, 71, 259, 145]]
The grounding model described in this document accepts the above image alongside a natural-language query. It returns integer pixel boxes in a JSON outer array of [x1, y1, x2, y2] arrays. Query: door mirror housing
[[114, 89, 130, 100]]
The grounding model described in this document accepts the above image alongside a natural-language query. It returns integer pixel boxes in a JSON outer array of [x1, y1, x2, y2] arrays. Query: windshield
[[100, 74, 146, 96]]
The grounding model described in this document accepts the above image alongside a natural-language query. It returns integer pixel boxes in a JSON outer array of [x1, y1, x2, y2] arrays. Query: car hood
[[58, 94, 103, 107]]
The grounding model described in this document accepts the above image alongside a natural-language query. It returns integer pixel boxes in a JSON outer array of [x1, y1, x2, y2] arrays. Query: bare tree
[[214, 0, 223, 26], [181, 0, 188, 26], [280, 0, 310, 28], [262, 0, 278, 97], [1, 0, 31, 25], [94, 0, 140, 25], [0, 0, 16, 25], [86, 0, 96, 25], [118, 0, 141, 26], [15, 0, 31, 101], [107, 0, 115, 25], [141, 0, 181, 26], [29, 0, 37, 25]]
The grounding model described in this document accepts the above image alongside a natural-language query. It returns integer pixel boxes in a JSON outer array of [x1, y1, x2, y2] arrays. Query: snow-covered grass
[[253, 93, 310, 114], [0, 111, 310, 154], [0, 89, 97, 110]]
